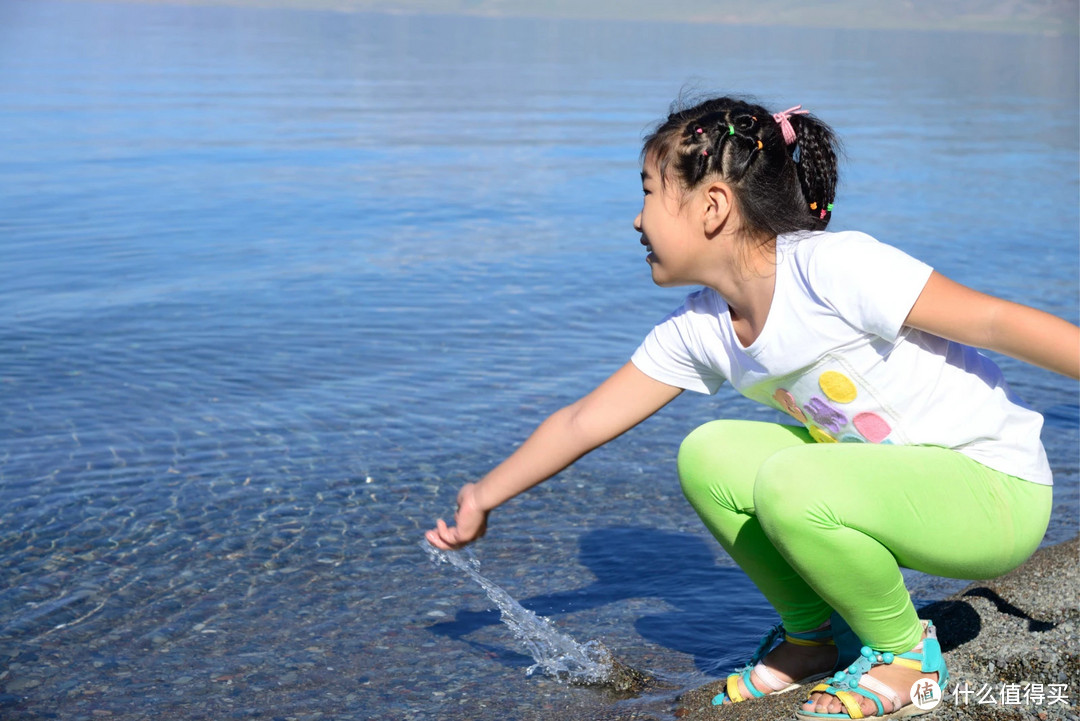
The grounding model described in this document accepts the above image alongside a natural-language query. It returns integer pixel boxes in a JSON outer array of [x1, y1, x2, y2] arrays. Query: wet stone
[[601, 655, 654, 695], [5, 677, 42, 692]]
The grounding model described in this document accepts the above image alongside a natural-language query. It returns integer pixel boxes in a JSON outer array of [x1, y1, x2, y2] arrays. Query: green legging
[[678, 420, 1052, 653]]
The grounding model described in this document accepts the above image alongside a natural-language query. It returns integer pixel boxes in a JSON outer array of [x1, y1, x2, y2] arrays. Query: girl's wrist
[[467, 481, 496, 513]]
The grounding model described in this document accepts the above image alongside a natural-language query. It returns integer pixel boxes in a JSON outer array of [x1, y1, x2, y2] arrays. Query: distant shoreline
[[56, 0, 1080, 37]]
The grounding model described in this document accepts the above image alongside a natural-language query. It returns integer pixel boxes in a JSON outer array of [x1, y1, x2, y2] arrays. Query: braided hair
[[642, 96, 840, 236]]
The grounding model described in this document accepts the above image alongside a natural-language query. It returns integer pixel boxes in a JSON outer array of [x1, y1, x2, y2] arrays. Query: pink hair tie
[[773, 105, 810, 146]]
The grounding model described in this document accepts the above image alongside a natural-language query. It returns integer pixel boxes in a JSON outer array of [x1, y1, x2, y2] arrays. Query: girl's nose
[[633, 212, 642, 231]]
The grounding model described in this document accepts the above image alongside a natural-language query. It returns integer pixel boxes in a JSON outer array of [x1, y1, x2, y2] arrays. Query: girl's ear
[[702, 181, 733, 234]]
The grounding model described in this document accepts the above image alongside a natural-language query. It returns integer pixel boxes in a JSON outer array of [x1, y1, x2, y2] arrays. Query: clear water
[[0, 2, 1077, 720], [423, 544, 613, 685]]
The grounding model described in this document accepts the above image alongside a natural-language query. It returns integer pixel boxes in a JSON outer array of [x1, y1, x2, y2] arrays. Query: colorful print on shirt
[[753, 357, 903, 444]]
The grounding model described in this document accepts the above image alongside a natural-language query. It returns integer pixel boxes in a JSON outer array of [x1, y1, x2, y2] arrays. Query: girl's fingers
[[438, 518, 461, 544], [426, 519, 456, 550], [425, 528, 447, 549], [429, 518, 471, 549], [428, 504, 487, 551]]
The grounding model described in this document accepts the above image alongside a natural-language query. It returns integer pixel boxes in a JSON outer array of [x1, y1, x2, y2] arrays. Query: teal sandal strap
[[741, 669, 767, 698], [748, 622, 785, 665], [826, 612, 861, 672]]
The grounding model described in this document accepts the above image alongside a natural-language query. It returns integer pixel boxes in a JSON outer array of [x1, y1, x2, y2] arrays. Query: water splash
[[423, 542, 615, 685]]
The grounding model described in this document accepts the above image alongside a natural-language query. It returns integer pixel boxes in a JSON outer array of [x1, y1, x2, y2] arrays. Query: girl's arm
[[425, 361, 683, 550], [904, 271, 1080, 379]]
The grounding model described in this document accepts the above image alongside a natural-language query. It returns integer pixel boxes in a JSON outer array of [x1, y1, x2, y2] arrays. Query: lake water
[[1, 2, 1077, 719]]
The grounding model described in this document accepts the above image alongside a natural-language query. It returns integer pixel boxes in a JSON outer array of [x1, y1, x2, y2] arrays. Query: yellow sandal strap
[[891, 657, 923, 671], [726, 673, 745, 703], [833, 690, 866, 719], [785, 634, 835, 647]]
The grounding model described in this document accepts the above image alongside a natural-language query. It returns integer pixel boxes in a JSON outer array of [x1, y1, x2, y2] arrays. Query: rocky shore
[[675, 536, 1079, 721]]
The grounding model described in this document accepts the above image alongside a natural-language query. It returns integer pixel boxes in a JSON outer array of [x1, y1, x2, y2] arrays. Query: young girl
[[426, 96, 1079, 719]]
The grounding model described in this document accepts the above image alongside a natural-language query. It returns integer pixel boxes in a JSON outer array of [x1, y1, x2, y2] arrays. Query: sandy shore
[[675, 536, 1080, 720]]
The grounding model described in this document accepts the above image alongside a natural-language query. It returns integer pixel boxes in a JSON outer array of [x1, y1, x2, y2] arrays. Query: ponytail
[[790, 113, 840, 229], [642, 96, 842, 237]]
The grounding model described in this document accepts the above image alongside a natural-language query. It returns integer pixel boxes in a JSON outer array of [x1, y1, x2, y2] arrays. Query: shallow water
[[0, 3, 1077, 720], [423, 544, 616, 686]]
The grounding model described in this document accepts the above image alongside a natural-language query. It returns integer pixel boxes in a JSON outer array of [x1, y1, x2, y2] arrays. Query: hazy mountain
[[77, 0, 1078, 35]]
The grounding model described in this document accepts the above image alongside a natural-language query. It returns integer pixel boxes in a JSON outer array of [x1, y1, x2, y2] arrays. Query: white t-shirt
[[631, 230, 1052, 485]]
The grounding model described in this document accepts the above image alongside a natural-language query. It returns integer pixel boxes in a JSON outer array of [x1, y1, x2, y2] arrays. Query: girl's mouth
[[640, 235, 654, 261]]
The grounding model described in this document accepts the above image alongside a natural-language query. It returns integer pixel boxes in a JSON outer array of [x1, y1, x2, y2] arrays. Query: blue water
[[1, 2, 1077, 719]]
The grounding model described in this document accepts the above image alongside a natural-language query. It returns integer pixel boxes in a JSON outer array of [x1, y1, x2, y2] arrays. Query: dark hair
[[642, 96, 841, 237]]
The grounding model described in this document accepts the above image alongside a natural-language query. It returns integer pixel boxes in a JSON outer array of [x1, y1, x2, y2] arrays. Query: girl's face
[[634, 157, 707, 287]]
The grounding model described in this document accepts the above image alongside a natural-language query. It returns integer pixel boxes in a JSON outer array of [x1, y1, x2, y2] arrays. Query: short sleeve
[[807, 232, 934, 342], [630, 291, 727, 394]]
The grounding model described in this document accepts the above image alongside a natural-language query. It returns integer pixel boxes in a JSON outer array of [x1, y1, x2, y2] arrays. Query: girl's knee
[[677, 420, 746, 505], [678, 421, 813, 506], [678, 421, 725, 485], [677, 420, 755, 487]]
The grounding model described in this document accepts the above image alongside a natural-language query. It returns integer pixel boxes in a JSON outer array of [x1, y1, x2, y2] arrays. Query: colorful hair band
[[773, 105, 810, 146], [728, 125, 735, 135]]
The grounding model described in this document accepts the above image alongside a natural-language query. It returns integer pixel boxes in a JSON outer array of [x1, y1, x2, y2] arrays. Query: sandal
[[795, 619, 949, 720], [712, 611, 861, 706]]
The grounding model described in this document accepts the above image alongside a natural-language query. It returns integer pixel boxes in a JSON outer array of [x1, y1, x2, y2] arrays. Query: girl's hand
[[426, 483, 489, 550]]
